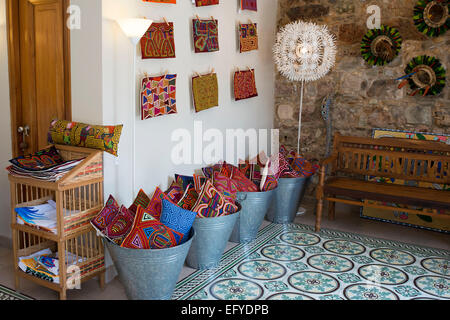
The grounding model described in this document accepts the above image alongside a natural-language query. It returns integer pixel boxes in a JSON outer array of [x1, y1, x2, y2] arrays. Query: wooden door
[[7, 0, 71, 157]]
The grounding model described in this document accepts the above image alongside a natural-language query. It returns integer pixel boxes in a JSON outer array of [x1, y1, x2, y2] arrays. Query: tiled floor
[[0, 199, 448, 300]]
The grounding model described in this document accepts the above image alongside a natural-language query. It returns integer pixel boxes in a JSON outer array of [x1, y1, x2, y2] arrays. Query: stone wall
[[275, 0, 450, 198]]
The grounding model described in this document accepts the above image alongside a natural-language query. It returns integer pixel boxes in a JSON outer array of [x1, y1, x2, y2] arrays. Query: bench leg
[[328, 197, 335, 221], [315, 198, 323, 232]]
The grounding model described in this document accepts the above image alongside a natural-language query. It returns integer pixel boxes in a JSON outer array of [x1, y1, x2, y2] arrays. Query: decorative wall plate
[[397, 55, 446, 96], [413, 0, 449, 37], [361, 25, 402, 66]]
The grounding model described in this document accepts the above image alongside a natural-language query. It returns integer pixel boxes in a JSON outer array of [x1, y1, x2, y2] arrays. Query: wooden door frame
[[6, 0, 72, 157]]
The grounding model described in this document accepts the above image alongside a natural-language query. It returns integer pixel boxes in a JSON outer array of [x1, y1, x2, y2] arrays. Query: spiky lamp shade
[[413, 0, 449, 37], [273, 21, 336, 154]]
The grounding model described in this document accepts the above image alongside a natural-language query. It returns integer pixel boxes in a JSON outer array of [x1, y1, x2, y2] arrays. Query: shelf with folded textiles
[[7, 144, 106, 300]]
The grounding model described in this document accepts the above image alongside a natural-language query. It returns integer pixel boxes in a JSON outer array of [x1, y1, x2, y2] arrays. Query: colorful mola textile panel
[[141, 74, 177, 120], [192, 73, 219, 112], [104, 205, 135, 245], [9, 146, 64, 171], [239, 23, 258, 53], [121, 205, 183, 249], [142, 0, 176, 3], [195, 0, 219, 6], [193, 19, 219, 53], [241, 0, 257, 11], [234, 69, 258, 101], [192, 180, 238, 218], [140, 22, 175, 59], [48, 120, 123, 156], [128, 189, 151, 216], [91, 195, 120, 233]]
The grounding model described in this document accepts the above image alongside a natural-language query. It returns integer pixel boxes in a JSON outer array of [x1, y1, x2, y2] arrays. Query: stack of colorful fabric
[[6, 146, 85, 182], [15, 200, 58, 234], [18, 248, 86, 284]]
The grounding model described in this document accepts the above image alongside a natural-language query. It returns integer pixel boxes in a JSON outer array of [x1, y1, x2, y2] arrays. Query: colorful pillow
[[193, 174, 207, 192], [225, 165, 258, 192], [213, 171, 238, 203], [91, 195, 120, 232], [145, 187, 176, 220], [192, 180, 238, 218], [9, 146, 65, 171], [104, 205, 135, 245], [165, 180, 184, 203], [121, 205, 183, 249], [289, 157, 320, 177], [160, 199, 196, 244], [175, 174, 195, 191], [259, 175, 278, 192], [47, 119, 123, 156], [177, 185, 199, 211], [128, 189, 151, 216]]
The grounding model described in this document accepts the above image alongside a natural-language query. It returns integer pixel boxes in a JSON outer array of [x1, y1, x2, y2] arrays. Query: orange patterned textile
[[140, 22, 175, 59], [234, 69, 258, 101]]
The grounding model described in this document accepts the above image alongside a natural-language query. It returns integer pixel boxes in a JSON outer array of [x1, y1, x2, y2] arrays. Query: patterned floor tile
[[173, 223, 450, 300]]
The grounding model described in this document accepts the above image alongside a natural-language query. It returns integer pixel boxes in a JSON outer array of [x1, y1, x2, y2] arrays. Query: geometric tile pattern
[[173, 223, 450, 300]]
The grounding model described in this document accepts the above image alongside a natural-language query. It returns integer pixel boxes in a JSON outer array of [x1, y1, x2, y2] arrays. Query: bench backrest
[[331, 134, 450, 185]]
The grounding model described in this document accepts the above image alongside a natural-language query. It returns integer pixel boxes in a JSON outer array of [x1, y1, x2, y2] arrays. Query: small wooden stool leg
[[328, 197, 336, 221], [99, 272, 105, 290]]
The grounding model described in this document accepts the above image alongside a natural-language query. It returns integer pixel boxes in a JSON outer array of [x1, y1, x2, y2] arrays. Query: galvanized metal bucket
[[266, 177, 308, 224], [229, 188, 276, 243], [186, 208, 240, 270], [104, 230, 195, 300]]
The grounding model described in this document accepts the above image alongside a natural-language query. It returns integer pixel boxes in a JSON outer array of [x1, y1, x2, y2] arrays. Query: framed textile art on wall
[[234, 69, 258, 101], [241, 0, 257, 11], [360, 128, 450, 233], [193, 19, 219, 53], [192, 73, 219, 112], [195, 0, 219, 6], [141, 74, 177, 120], [140, 22, 175, 59], [239, 23, 258, 53]]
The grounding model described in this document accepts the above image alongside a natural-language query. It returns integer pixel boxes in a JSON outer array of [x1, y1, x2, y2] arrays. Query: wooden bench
[[315, 133, 450, 232]]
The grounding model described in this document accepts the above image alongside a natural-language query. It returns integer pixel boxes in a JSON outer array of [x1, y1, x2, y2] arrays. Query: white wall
[[102, 0, 278, 206], [70, 0, 103, 124], [0, 0, 13, 241]]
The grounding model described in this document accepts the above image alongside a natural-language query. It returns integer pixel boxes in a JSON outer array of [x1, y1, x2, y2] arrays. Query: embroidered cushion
[[48, 119, 123, 156], [213, 171, 238, 203], [175, 174, 195, 191], [160, 199, 196, 244], [259, 175, 278, 192], [192, 180, 238, 218], [121, 205, 183, 249], [91, 195, 120, 232], [128, 189, 151, 216], [104, 205, 135, 245], [177, 185, 199, 210], [193, 174, 207, 192], [165, 180, 184, 203], [224, 165, 258, 192], [288, 156, 320, 178], [145, 187, 177, 220], [9, 146, 65, 171], [201, 161, 225, 178]]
